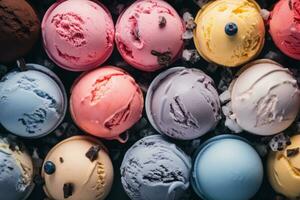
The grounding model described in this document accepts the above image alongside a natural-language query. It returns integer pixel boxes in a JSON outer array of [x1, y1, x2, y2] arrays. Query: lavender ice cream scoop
[[146, 67, 221, 140], [120, 135, 192, 200], [0, 64, 67, 138]]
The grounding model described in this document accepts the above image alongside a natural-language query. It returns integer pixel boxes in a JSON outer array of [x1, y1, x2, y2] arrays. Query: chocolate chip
[[159, 16, 166, 28], [63, 183, 74, 198], [85, 145, 101, 162], [151, 50, 172, 67], [278, 147, 284, 151], [59, 157, 64, 163], [287, 147, 299, 157], [9, 141, 24, 152], [16, 59, 28, 72]]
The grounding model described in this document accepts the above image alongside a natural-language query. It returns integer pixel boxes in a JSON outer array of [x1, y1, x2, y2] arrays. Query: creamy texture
[[192, 135, 263, 200], [269, 0, 300, 60], [42, 136, 114, 200], [230, 59, 300, 135], [268, 134, 300, 199], [0, 65, 66, 138], [121, 135, 191, 200], [0, 0, 40, 63], [42, 0, 115, 71], [115, 0, 185, 71], [0, 136, 34, 200], [193, 0, 265, 67], [70, 67, 144, 142], [146, 67, 220, 140]]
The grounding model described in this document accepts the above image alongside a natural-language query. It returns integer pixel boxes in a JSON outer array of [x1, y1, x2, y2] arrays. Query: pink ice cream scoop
[[269, 0, 300, 60], [42, 0, 115, 71], [70, 66, 144, 143], [115, 0, 185, 72]]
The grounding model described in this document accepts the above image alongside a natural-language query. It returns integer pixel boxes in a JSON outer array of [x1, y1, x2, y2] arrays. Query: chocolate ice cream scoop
[[0, 0, 40, 63]]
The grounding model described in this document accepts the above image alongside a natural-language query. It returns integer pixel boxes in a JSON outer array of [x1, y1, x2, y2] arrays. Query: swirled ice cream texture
[[70, 67, 144, 140], [269, 0, 300, 60], [268, 134, 300, 199], [193, 0, 265, 67], [121, 135, 191, 200], [230, 60, 300, 135], [42, 0, 115, 71], [146, 67, 220, 140], [0, 137, 34, 200], [115, 0, 185, 71], [0, 70, 65, 138]]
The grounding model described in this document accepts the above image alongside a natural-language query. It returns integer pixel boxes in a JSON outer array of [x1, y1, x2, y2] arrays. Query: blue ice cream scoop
[[0, 136, 34, 200], [191, 134, 263, 200], [120, 135, 192, 200], [0, 64, 67, 138]]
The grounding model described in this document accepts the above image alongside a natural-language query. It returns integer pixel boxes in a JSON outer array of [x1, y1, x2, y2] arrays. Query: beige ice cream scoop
[[227, 59, 300, 135], [41, 136, 114, 200], [268, 134, 300, 199]]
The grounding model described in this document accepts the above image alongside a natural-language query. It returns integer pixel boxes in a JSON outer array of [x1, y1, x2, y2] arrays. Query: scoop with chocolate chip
[[268, 134, 300, 199], [115, 0, 185, 71], [41, 136, 114, 200]]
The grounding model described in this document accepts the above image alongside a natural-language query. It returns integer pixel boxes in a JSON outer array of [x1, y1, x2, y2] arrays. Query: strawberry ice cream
[[115, 0, 185, 72], [269, 0, 300, 60], [70, 66, 144, 143], [42, 0, 115, 71]]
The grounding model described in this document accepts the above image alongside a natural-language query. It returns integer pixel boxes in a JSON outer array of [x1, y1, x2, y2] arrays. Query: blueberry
[[225, 22, 238, 36], [44, 161, 56, 175]]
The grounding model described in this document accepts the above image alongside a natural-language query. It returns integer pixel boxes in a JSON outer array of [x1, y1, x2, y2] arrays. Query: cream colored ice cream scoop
[[41, 136, 114, 200], [193, 0, 265, 67], [268, 134, 300, 199], [229, 59, 300, 135]]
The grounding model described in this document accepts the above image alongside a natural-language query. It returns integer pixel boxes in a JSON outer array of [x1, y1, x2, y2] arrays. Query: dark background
[[1, 0, 299, 199]]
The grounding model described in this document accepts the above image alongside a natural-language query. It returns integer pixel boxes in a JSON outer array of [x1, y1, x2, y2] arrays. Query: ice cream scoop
[[115, 0, 185, 71], [226, 59, 300, 135], [0, 0, 40, 63], [121, 135, 192, 200], [0, 63, 67, 138], [70, 66, 144, 143], [42, 0, 115, 71], [192, 134, 264, 200], [41, 136, 114, 200], [193, 0, 265, 67], [267, 134, 300, 199], [146, 67, 221, 140], [0, 136, 34, 200], [269, 0, 300, 60]]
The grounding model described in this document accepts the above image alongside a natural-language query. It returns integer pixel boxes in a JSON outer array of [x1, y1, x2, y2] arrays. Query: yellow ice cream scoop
[[193, 0, 265, 67], [267, 134, 300, 199]]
